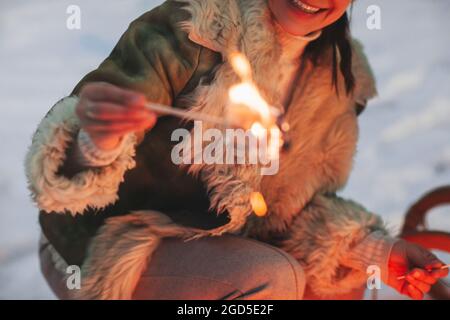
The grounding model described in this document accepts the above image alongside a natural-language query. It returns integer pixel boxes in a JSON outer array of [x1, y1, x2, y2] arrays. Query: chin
[[269, 0, 336, 36]]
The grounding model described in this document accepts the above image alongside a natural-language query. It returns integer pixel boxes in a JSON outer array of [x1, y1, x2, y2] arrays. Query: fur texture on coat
[[279, 194, 388, 296], [25, 96, 138, 214], [26, 0, 385, 299], [178, 0, 377, 239]]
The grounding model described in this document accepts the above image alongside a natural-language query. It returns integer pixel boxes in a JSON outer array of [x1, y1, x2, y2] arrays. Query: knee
[[236, 239, 306, 300], [139, 235, 306, 300]]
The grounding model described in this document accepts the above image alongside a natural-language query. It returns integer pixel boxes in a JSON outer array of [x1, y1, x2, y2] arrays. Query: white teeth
[[289, 0, 322, 14]]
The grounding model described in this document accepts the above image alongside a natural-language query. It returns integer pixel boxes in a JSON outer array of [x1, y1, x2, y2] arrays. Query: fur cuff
[[25, 96, 137, 215], [280, 194, 389, 297], [346, 231, 398, 284], [76, 129, 131, 167]]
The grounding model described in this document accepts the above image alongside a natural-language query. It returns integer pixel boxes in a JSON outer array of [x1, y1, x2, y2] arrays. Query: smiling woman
[[268, 0, 352, 36], [24, 0, 448, 300], [268, 0, 356, 94]]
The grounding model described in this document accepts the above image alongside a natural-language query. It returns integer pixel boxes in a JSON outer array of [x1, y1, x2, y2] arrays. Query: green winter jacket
[[27, 0, 386, 297], [39, 1, 225, 266]]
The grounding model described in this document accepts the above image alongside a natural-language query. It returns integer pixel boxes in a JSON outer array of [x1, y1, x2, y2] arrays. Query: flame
[[228, 83, 272, 122], [228, 53, 274, 129], [229, 52, 252, 80], [228, 53, 282, 150]]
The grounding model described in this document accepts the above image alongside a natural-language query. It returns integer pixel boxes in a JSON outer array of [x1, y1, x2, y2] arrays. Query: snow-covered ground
[[0, 0, 448, 299]]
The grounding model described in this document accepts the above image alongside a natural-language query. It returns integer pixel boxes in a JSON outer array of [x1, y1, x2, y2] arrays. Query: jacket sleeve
[[280, 193, 397, 297], [25, 1, 202, 215]]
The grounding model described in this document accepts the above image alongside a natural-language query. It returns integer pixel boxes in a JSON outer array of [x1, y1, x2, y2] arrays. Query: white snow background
[[0, 0, 448, 299]]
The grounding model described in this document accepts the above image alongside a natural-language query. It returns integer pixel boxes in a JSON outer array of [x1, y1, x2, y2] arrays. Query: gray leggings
[[40, 234, 306, 300]]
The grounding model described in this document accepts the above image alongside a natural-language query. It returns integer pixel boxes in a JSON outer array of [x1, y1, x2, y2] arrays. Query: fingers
[[409, 268, 437, 285], [75, 82, 159, 151], [80, 82, 146, 107], [406, 283, 424, 300], [407, 244, 449, 279], [76, 82, 158, 141], [430, 268, 449, 279], [427, 261, 449, 279], [82, 116, 156, 135], [405, 271, 431, 293], [85, 102, 155, 121], [397, 269, 431, 300], [79, 102, 156, 134], [399, 277, 425, 300]]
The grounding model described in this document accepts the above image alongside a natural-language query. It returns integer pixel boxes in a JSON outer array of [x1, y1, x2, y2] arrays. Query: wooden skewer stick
[[144, 102, 291, 150], [144, 102, 228, 126], [144, 102, 283, 128], [397, 264, 450, 280]]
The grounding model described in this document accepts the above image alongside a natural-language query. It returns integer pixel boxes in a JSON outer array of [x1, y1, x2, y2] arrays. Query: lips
[[288, 0, 326, 14]]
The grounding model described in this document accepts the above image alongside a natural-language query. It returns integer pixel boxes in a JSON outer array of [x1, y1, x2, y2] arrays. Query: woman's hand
[[76, 82, 157, 150], [387, 239, 448, 299]]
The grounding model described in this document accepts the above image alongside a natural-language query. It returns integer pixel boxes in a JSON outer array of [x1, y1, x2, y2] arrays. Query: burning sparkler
[[144, 52, 286, 217], [144, 52, 290, 150]]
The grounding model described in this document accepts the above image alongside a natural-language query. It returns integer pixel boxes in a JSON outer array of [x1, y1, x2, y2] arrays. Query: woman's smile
[[288, 0, 327, 15], [269, 0, 351, 36]]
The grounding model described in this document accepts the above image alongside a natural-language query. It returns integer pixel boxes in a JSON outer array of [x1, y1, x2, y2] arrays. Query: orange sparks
[[250, 191, 268, 217], [227, 52, 277, 130], [227, 52, 284, 159], [229, 51, 252, 80]]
